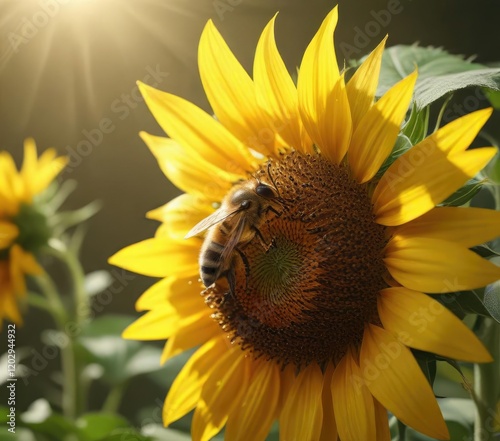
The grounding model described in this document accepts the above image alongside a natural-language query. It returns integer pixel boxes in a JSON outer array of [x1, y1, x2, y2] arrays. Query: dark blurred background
[[1, 0, 500, 423]]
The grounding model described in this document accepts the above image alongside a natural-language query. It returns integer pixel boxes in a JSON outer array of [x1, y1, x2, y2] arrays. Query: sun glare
[[1, 0, 197, 128]]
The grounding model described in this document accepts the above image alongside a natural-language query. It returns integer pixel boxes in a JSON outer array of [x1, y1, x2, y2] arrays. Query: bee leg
[[251, 227, 272, 251], [234, 247, 251, 292], [226, 265, 237, 295], [267, 205, 282, 217]]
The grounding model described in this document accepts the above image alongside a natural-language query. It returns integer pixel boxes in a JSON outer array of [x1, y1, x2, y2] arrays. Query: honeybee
[[185, 179, 280, 288]]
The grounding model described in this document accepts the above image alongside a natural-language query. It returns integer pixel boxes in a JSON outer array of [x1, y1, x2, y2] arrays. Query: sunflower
[[109, 7, 500, 441], [0, 139, 67, 324]]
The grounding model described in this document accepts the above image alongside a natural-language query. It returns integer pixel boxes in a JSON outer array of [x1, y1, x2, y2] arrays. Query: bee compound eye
[[256, 184, 276, 198]]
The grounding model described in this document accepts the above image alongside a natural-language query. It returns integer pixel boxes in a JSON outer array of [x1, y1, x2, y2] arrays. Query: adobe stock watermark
[[213, 0, 243, 21], [61, 64, 169, 176], [197, 112, 295, 201], [339, 0, 412, 59], [21, 268, 135, 384], [5, 0, 71, 55], [442, 88, 490, 125]]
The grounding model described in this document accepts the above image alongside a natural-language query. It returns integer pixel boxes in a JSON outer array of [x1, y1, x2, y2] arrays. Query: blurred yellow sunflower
[[109, 7, 500, 441], [0, 139, 67, 324]]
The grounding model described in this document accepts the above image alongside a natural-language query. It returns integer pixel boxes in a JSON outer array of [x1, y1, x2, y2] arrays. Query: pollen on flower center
[[205, 151, 389, 367]]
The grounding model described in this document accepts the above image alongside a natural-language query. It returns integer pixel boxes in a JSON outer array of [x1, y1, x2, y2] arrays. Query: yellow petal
[[163, 337, 228, 426], [122, 306, 178, 340], [360, 324, 449, 440], [199, 21, 277, 157], [192, 347, 250, 441], [108, 238, 199, 278], [30, 152, 67, 198], [280, 363, 323, 441], [141, 132, 235, 202], [10, 245, 41, 295], [319, 362, 337, 441], [17, 141, 68, 201], [16, 247, 42, 275], [416, 107, 492, 155], [276, 363, 296, 416], [298, 7, 339, 109], [254, 14, 310, 153], [332, 349, 376, 441], [21, 138, 38, 180], [225, 359, 280, 441], [160, 310, 220, 363], [147, 194, 215, 240], [346, 36, 387, 131], [322, 75, 353, 164], [378, 287, 492, 362], [385, 236, 500, 293], [298, 7, 352, 164], [0, 151, 22, 211], [374, 398, 391, 441], [135, 275, 204, 314], [138, 81, 257, 175], [0, 221, 19, 249], [135, 278, 170, 311], [374, 146, 497, 226], [0, 261, 22, 325], [396, 206, 500, 248], [349, 71, 417, 183]]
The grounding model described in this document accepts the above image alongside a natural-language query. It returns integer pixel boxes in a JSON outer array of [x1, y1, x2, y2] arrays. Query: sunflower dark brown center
[[205, 151, 388, 367]]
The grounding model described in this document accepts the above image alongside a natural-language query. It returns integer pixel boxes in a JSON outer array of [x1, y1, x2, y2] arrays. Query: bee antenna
[[266, 161, 282, 198]]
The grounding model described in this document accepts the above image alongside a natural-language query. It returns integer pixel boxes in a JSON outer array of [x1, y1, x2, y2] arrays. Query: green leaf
[[78, 315, 164, 385], [440, 176, 485, 206], [0, 428, 37, 441], [412, 350, 437, 388], [483, 281, 500, 323], [433, 362, 472, 400], [484, 88, 500, 109], [415, 69, 500, 109], [76, 413, 130, 441], [44, 179, 78, 213], [51, 200, 102, 236], [484, 149, 500, 184], [378, 46, 481, 91], [377, 45, 500, 108], [142, 426, 192, 441], [401, 104, 430, 145], [20, 399, 77, 440], [95, 429, 153, 441], [375, 134, 412, 178], [437, 290, 491, 319], [439, 398, 476, 427], [84, 271, 114, 297], [471, 244, 500, 259]]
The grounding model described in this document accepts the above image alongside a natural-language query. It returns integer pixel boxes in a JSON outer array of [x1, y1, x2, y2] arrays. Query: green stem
[[27, 292, 55, 315], [60, 336, 78, 419], [473, 318, 500, 441], [44, 240, 89, 325], [32, 272, 66, 328], [33, 270, 77, 419], [494, 184, 500, 211], [101, 382, 127, 414], [433, 93, 453, 133]]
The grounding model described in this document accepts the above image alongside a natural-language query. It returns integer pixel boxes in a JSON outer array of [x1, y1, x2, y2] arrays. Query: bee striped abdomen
[[200, 242, 225, 287]]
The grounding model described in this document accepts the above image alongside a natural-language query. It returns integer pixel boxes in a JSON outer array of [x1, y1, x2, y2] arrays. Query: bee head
[[255, 183, 277, 199]]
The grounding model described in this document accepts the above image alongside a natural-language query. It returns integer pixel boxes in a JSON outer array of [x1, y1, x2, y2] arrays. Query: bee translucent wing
[[220, 215, 247, 265], [184, 207, 242, 239]]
